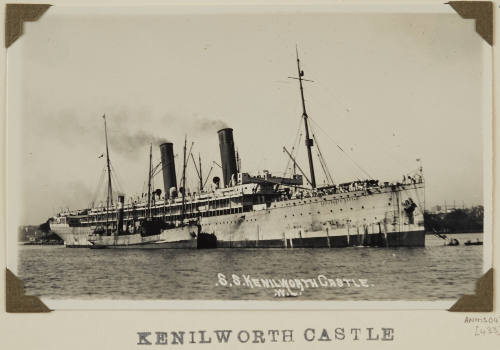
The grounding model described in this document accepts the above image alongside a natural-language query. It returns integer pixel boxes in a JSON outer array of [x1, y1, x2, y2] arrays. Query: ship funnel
[[117, 195, 125, 235], [217, 128, 238, 187], [160, 142, 177, 199]]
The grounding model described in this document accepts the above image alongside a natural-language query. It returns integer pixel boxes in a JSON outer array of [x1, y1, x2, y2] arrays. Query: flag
[[416, 158, 421, 162], [98, 154, 104, 158], [102, 114, 106, 119]]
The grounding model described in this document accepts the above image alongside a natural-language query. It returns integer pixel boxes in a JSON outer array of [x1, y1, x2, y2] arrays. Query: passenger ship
[[48, 53, 425, 248]]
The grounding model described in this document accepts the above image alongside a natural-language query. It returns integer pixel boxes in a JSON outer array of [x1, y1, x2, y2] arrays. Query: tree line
[[18, 225, 63, 243], [424, 206, 483, 233]]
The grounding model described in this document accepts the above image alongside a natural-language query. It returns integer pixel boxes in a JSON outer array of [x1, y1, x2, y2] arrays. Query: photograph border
[[2, 1, 495, 312]]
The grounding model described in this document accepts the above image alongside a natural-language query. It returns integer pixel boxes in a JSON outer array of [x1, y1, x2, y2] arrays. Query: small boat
[[445, 238, 459, 246], [464, 239, 483, 246]]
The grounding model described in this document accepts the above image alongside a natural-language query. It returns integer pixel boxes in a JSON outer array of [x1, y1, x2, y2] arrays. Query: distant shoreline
[[425, 231, 483, 235]]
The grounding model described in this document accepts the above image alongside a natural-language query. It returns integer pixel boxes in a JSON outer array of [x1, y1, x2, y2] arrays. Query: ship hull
[[49, 224, 199, 249], [49, 225, 94, 247], [51, 183, 425, 249], [88, 225, 200, 249], [91, 240, 197, 249], [215, 230, 424, 248], [201, 182, 425, 248]]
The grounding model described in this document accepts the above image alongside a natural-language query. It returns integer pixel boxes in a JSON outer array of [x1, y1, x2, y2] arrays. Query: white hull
[[51, 183, 425, 248], [89, 225, 198, 248]]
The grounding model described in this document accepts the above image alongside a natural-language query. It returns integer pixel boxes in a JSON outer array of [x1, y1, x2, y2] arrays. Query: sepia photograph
[[4, 3, 492, 308]]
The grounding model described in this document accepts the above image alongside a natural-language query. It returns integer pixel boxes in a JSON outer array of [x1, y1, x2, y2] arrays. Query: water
[[18, 233, 483, 301]]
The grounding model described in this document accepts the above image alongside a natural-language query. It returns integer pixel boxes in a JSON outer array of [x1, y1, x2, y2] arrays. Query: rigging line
[[183, 141, 195, 190], [109, 172, 121, 199], [370, 136, 412, 172], [283, 146, 312, 186], [109, 163, 124, 194], [202, 166, 214, 189], [308, 129, 329, 184], [283, 130, 298, 174], [282, 111, 302, 163], [151, 160, 163, 178], [317, 148, 335, 185], [283, 117, 304, 176], [152, 163, 164, 178], [291, 132, 303, 176], [302, 92, 367, 181], [111, 168, 122, 192], [310, 125, 335, 185], [315, 148, 331, 186], [308, 85, 414, 172], [190, 153, 201, 179], [91, 166, 107, 207], [298, 95, 362, 184], [308, 82, 349, 115], [291, 128, 303, 162], [151, 169, 162, 178], [285, 118, 304, 177], [285, 132, 303, 178], [307, 115, 372, 180], [107, 161, 122, 188]]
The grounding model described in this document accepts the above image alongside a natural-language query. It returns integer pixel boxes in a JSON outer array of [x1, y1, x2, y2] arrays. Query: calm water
[[18, 233, 483, 301]]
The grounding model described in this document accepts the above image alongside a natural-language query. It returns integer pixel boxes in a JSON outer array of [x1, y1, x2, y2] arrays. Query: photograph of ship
[[49, 55, 425, 250], [7, 6, 488, 303]]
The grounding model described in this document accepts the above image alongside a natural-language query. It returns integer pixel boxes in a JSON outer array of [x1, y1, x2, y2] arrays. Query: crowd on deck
[[289, 173, 424, 199]]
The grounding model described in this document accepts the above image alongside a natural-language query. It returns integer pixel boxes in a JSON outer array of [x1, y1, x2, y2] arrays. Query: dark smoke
[[45, 110, 227, 158], [37, 109, 169, 159], [109, 129, 169, 155], [39, 220, 51, 233], [157, 113, 229, 136], [194, 118, 228, 132]]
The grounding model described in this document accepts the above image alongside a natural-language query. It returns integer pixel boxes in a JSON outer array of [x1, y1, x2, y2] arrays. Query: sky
[[6, 7, 487, 224]]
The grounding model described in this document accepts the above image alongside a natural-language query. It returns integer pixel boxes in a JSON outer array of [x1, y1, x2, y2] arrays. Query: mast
[[147, 143, 152, 220], [181, 136, 187, 221], [294, 47, 317, 188], [199, 153, 203, 192], [190, 152, 203, 192], [235, 149, 240, 173], [103, 114, 113, 233]]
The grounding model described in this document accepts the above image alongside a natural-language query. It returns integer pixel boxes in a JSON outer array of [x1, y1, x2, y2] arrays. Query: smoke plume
[[109, 129, 169, 155], [193, 118, 228, 132]]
